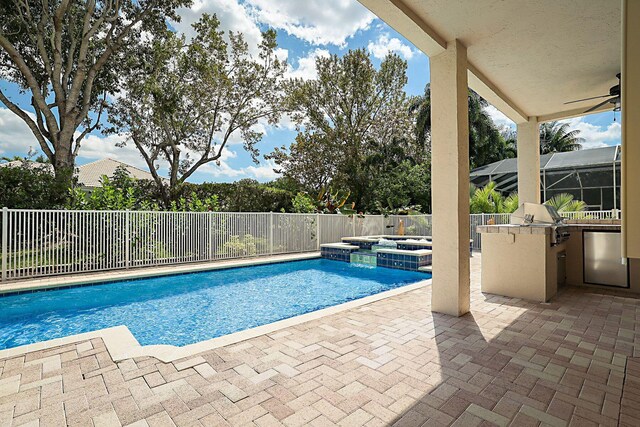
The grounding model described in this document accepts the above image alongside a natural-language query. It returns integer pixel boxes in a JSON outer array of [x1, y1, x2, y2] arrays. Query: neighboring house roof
[[77, 158, 159, 188], [0, 160, 54, 172], [1, 158, 161, 188]]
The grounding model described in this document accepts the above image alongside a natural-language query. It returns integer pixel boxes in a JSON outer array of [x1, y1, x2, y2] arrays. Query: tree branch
[[131, 135, 170, 205], [31, 96, 52, 142], [0, 32, 60, 137], [73, 93, 107, 157], [51, 0, 72, 119], [0, 88, 54, 160]]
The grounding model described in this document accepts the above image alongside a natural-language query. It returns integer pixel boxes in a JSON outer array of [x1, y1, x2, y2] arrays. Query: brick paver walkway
[[1, 255, 639, 426]]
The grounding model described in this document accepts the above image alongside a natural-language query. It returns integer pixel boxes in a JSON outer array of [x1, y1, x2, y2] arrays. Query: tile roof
[[77, 158, 159, 188], [0, 160, 53, 172], [1, 158, 162, 188]]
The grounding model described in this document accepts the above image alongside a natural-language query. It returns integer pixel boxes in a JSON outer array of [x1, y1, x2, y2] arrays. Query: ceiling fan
[[564, 73, 621, 113]]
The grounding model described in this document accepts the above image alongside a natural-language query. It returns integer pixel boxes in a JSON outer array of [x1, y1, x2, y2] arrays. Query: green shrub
[[220, 234, 267, 256], [0, 161, 64, 209], [292, 192, 317, 213]]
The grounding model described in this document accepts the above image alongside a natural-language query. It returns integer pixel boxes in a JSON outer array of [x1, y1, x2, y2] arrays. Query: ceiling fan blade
[[584, 97, 615, 113], [565, 94, 610, 104]]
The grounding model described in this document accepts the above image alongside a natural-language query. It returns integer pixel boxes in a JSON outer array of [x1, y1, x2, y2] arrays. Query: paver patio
[[1, 254, 639, 426]]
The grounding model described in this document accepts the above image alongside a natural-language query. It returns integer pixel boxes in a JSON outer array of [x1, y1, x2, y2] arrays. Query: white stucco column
[[517, 119, 541, 204], [430, 40, 470, 316], [622, 0, 640, 259]]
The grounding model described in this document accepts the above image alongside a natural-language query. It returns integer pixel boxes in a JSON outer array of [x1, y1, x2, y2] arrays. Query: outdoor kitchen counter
[[477, 223, 570, 303], [477, 221, 639, 301], [476, 223, 621, 235]]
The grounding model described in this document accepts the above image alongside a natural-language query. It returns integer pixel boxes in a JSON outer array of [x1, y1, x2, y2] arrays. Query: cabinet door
[[583, 231, 628, 287]]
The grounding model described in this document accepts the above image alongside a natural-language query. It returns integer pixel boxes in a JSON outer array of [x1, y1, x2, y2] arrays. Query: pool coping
[[0, 252, 321, 296], [0, 267, 432, 363]]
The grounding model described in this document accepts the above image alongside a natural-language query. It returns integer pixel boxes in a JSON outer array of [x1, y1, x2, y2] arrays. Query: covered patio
[[1, 1, 640, 426], [1, 255, 639, 426], [359, 0, 639, 316]]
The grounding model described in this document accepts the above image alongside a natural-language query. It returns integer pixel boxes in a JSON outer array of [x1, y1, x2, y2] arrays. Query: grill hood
[[510, 203, 565, 226]]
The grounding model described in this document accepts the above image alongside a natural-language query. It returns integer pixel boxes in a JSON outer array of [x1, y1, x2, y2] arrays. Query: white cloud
[[273, 114, 297, 132], [244, 160, 280, 180], [484, 105, 515, 130], [561, 118, 621, 149], [198, 149, 244, 178], [483, 105, 620, 150], [198, 150, 280, 181], [286, 48, 330, 80], [173, 0, 263, 51], [245, 0, 375, 47], [77, 133, 150, 170], [367, 34, 415, 60], [0, 108, 41, 156], [0, 107, 158, 173], [82, 135, 281, 182], [274, 48, 289, 62], [173, 0, 374, 53]]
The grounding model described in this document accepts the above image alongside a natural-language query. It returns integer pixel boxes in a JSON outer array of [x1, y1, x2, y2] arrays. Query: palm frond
[[544, 193, 587, 212]]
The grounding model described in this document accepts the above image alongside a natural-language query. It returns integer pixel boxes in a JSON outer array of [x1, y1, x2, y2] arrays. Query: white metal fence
[[469, 213, 511, 251], [0, 208, 620, 281], [560, 209, 620, 220]]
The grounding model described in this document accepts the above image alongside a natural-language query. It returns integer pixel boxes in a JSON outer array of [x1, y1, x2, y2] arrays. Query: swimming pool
[[0, 259, 430, 350]]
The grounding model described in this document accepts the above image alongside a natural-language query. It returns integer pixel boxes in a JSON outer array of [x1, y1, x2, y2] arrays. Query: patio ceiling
[[358, 0, 621, 123]]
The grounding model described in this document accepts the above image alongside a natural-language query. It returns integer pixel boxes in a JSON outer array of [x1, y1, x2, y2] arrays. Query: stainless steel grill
[[510, 203, 569, 246]]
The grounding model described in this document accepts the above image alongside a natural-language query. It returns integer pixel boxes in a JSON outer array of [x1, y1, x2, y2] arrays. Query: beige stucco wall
[[480, 233, 562, 302], [430, 40, 471, 316], [517, 119, 541, 204], [622, 0, 640, 259]]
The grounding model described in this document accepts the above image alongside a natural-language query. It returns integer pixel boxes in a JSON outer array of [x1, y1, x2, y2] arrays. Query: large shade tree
[[269, 131, 337, 191], [109, 14, 288, 206], [268, 49, 424, 210], [0, 0, 189, 192]]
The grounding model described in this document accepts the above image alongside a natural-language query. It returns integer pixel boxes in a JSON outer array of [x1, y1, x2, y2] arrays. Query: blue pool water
[[0, 259, 430, 350]]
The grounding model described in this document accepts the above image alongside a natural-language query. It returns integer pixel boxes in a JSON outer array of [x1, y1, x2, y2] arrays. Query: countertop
[[477, 222, 621, 235]]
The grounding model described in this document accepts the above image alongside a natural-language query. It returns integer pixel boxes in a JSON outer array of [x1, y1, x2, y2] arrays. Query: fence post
[[2, 207, 7, 282], [125, 210, 130, 269], [316, 213, 320, 249], [269, 212, 274, 255], [209, 212, 214, 260], [480, 213, 486, 251]]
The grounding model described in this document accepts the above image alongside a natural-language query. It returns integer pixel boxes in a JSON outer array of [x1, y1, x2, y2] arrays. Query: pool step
[[418, 266, 432, 273]]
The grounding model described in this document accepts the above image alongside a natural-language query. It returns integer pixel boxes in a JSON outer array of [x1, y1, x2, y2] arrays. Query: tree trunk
[[160, 184, 172, 210], [51, 136, 75, 203]]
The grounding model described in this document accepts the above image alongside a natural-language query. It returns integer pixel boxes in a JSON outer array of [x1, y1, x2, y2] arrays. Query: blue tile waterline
[[0, 259, 431, 350]]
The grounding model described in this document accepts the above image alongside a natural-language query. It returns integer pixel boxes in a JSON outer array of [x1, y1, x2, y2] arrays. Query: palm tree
[[539, 121, 584, 154], [545, 193, 587, 212], [410, 85, 514, 168], [470, 181, 519, 214], [503, 193, 519, 213], [409, 85, 432, 152], [470, 182, 500, 214]]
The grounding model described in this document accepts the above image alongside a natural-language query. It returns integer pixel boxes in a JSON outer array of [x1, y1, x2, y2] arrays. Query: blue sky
[[0, 0, 621, 183]]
